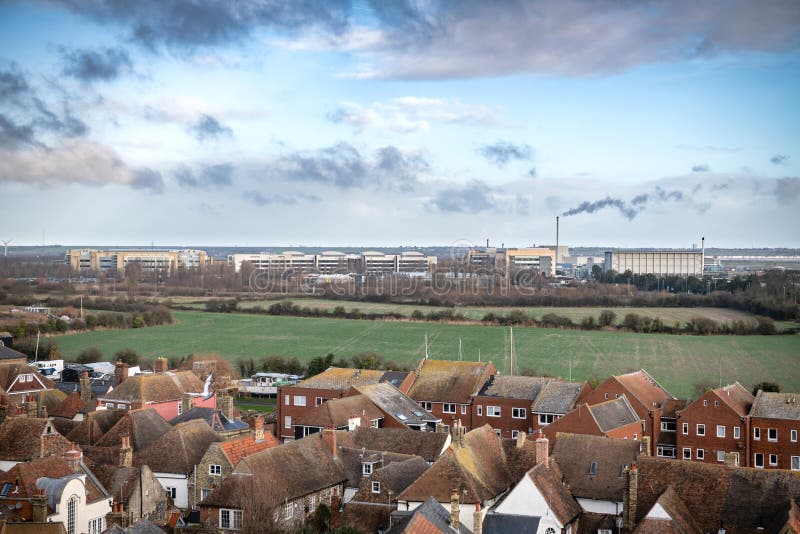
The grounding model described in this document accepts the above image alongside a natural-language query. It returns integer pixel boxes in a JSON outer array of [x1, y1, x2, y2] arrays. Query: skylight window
[[397, 414, 408, 420]]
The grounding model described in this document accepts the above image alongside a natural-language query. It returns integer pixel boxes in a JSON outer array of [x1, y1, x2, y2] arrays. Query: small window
[[117, 403, 126, 410], [477, 405, 483, 416], [697, 424, 705, 436], [589, 461, 597, 475], [200, 489, 211, 500], [494, 429, 501, 436], [754, 427, 761, 440], [284, 503, 292, 520], [309, 495, 316, 513], [511, 430, 519, 439], [284, 394, 290, 406], [604, 393, 609, 400], [315, 397, 324, 407], [770, 454, 779, 466], [717, 451, 725, 462], [105, 403, 114, 409], [209, 465, 222, 476], [419, 401, 432, 411], [716, 425, 726, 438], [461, 404, 468, 415], [165, 486, 177, 499], [682, 448, 691, 460], [682, 423, 688, 435], [768, 428, 778, 442], [656, 446, 676, 458], [362, 463, 372, 475], [512, 407, 526, 419], [539, 413, 555, 426], [792, 456, 800, 471], [733, 426, 740, 439], [755, 453, 764, 468], [284, 416, 292, 429], [487, 406, 501, 417], [371, 481, 380, 493], [703, 400, 707, 406], [294, 395, 306, 407], [793, 430, 798, 443], [443, 403, 456, 414], [696, 448, 705, 460], [660, 420, 676, 432], [219, 508, 242, 530]]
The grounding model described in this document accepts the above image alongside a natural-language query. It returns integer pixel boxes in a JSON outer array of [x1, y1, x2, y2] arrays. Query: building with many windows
[[65, 249, 209, 273], [227, 250, 436, 275], [603, 250, 704, 276]]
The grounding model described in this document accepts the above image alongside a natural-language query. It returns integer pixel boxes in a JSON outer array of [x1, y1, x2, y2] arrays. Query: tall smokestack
[[556, 216, 560, 266], [701, 236, 705, 275]]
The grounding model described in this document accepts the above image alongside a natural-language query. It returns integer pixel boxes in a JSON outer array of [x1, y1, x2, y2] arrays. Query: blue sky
[[0, 0, 798, 247]]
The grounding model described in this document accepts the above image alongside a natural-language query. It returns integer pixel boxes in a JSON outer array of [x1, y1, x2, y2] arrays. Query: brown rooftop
[[615, 369, 675, 408], [293, 367, 386, 390], [407, 359, 494, 404]]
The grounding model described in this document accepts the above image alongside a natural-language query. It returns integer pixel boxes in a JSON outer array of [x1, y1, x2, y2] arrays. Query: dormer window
[[362, 463, 373, 475]]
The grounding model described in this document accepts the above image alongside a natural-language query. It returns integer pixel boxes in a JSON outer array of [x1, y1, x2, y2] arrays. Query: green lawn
[[49, 311, 800, 398]]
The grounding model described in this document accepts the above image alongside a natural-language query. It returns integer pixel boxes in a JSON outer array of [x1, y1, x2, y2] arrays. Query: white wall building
[[603, 250, 704, 276]]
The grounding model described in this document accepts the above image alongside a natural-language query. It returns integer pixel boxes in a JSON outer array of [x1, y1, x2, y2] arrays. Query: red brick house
[[748, 390, 800, 471], [471, 375, 550, 439], [406, 359, 496, 431], [541, 395, 643, 446], [675, 382, 752, 465], [582, 369, 677, 446], [529, 379, 591, 433]]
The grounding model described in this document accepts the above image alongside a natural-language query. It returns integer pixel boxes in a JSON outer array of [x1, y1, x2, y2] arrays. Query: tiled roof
[[219, 433, 278, 467], [660, 398, 688, 418], [634, 456, 800, 532], [476, 375, 551, 401], [169, 407, 250, 433], [354, 382, 439, 427], [376, 456, 429, 494], [0, 345, 27, 361], [589, 396, 640, 432], [483, 514, 539, 534], [293, 367, 386, 390], [99, 371, 205, 403], [95, 408, 172, 449], [615, 369, 675, 408], [408, 359, 493, 404], [386, 496, 472, 534], [103, 519, 166, 534], [1, 524, 67, 534], [65, 409, 125, 446], [339, 447, 418, 488], [0, 455, 108, 506], [551, 432, 641, 501], [633, 485, 701, 534], [341, 502, 395, 534], [527, 460, 582, 526], [0, 418, 70, 462], [296, 394, 385, 428], [0, 364, 56, 392], [49, 391, 87, 419], [135, 419, 223, 474], [339, 426, 450, 463], [713, 382, 753, 417], [530, 380, 585, 414], [749, 390, 800, 420]]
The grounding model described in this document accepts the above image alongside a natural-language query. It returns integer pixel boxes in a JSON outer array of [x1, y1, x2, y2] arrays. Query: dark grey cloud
[[269, 142, 428, 191], [0, 114, 38, 148], [528, 167, 537, 178], [427, 180, 528, 215], [188, 114, 233, 141], [174, 163, 234, 188], [130, 168, 165, 193], [771, 154, 790, 165], [61, 46, 133, 82], [562, 187, 685, 220], [692, 164, 710, 172], [0, 68, 29, 102], [51, 0, 351, 52], [243, 190, 321, 206], [478, 141, 533, 167], [775, 177, 800, 204]]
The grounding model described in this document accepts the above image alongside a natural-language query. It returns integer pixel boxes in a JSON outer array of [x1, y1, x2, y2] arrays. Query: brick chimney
[[32, 488, 48, 523], [80, 371, 91, 404], [115, 360, 129, 386], [24, 393, 37, 418], [106, 502, 127, 528], [217, 395, 234, 421], [623, 463, 638, 529], [450, 489, 460, 529], [253, 416, 265, 443], [155, 357, 168, 374], [119, 435, 133, 468], [640, 436, 651, 457], [36, 391, 47, 419], [535, 432, 549, 468], [322, 428, 337, 460], [181, 393, 193, 415], [516, 431, 527, 449], [63, 443, 83, 472], [473, 502, 482, 534]]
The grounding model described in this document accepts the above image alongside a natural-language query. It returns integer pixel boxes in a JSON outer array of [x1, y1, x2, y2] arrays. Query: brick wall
[[749, 417, 800, 470], [191, 443, 233, 507], [277, 386, 345, 441], [471, 396, 533, 439], [676, 390, 746, 465]]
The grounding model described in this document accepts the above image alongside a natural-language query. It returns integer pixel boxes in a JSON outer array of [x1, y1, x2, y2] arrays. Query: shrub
[[598, 310, 617, 327]]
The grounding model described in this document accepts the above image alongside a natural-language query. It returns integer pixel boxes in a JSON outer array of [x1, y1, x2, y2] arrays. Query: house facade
[[748, 391, 800, 471]]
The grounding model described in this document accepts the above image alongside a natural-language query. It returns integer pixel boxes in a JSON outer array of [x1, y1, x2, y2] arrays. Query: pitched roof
[[408, 359, 493, 404], [135, 419, 223, 473], [375, 456, 430, 494], [530, 380, 585, 414], [0, 345, 27, 361], [353, 382, 439, 427], [589, 396, 640, 432], [99, 371, 205, 403], [483, 514, 540, 534], [0, 455, 109, 505], [339, 426, 450, 463], [48, 391, 87, 419], [0, 418, 70, 462], [102, 519, 165, 534], [218, 433, 278, 467], [551, 432, 641, 501], [527, 460, 582, 526], [1, 524, 66, 534], [749, 390, 800, 420], [634, 456, 800, 533], [169, 406, 250, 433], [94, 408, 172, 450], [201, 432, 346, 509], [296, 394, 385, 428], [713, 382, 753, 417], [476, 375, 551, 401], [340, 447, 419, 488], [0, 364, 55, 392], [398, 425, 528, 504], [633, 485, 702, 534], [660, 398, 689, 418], [293, 367, 386, 390], [615, 369, 675, 409], [386, 496, 472, 534], [65, 409, 126, 446]]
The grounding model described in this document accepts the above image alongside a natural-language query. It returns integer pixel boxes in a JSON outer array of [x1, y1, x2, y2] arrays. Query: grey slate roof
[[590, 395, 640, 432], [102, 519, 165, 534], [169, 406, 250, 433], [476, 375, 551, 400], [0, 345, 27, 360], [530, 380, 584, 414], [376, 456, 429, 494], [749, 390, 800, 420], [483, 514, 540, 534], [386, 496, 473, 534], [354, 382, 439, 427]]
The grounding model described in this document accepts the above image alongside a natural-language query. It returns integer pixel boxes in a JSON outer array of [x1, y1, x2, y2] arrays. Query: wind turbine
[[1, 239, 11, 257]]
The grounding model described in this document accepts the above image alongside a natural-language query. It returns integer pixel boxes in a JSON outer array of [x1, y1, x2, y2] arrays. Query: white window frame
[[697, 424, 705, 436], [371, 481, 381, 493], [770, 454, 779, 466], [419, 401, 432, 411], [716, 425, 726, 438], [294, 395, 306, 407], [682, 423, 688, 435], [768, 428, 778, 442], [703, 399, 707, 406], [284, 503, 292, 520], [494, 429, 501, 436], [656, 446, 676, 458], [487, 406, 501, 417], [733, 426, 740, 439], [682, 448, 691, 460], [793, 430, 798, 443], [219, 508, 243, 530], [511, 430, 519, 439], [660, 420, 676, 432], [209, 464, 222, 476], [315, 396, 325, 407], [717, 450, 725, 462], [792, 456, 800, 471], [461, 404, 468, 415], [362, 463, 372, 475], [117, 403, 126, 410], [443, 403, 456, 414], [477, 405, 483, 416], [177, 402, 183, 415], [201, 488, 211, 500], [512, 407, 526, 419], [754, 427, 761, 440], [309, 496, 316, 512], [538, 413, 555, 426], [284, 394, 290, 406], [284, 416, 292, 429], [165, 486, 177, 499], [754, 453, 764, 468], [696, 448, 705, 460]]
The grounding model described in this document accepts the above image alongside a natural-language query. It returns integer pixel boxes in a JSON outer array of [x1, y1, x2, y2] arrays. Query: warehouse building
[[228, 250, 436, 275], [603, 250, 704, 276]]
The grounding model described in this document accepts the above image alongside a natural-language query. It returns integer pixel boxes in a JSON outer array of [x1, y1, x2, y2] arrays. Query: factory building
[[227, 251, 436, 275], [603, 250, 704, 276], [65, 249, 209, 273], [466, 247, 556, 277]]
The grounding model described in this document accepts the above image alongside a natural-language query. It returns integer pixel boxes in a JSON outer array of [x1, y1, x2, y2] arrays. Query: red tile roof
[[219, 434, 278, 467], [615, 369, 674, 408], [713, 382, 753, 417]]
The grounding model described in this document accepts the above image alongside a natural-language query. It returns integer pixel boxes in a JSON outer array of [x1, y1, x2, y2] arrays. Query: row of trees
[[5, 307, 172, 340]]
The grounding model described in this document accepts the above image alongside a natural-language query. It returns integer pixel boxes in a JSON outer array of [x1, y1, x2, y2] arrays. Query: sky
[[0, 0, 799, 248]]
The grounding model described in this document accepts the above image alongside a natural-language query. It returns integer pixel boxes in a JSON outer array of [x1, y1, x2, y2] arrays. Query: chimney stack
[[24, 393, 37, 418], [322, 428, 337, 459], [450, 489, 460, 529], [119, 435, 133, 467], [623, 464, 638, 529], [106, 502, 127, 528], [63, 443, 83, 472], [80, 371, 91, 404], [473, 502, 482, 534], [181, 393, 193, 415], [217, 395, 234, 421], [115, 360, 129, 386], [155, 357, 168, 374], [640, 436, 651, 457], [535, 432, 549, 468], [253, 416, 265, 443], [32, 488, 48, 523]]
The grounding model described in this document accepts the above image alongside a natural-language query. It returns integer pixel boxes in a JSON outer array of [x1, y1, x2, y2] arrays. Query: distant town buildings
[[227, 250, 437, 275], [65, 249, 209, 273], [603, 249, 704, 276], [466, 247, 557, 277]]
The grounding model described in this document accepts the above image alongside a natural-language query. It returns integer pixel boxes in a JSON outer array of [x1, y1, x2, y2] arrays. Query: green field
[[50, 311, 800, 398]]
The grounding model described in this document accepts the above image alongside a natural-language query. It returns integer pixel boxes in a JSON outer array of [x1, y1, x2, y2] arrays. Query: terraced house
[[748, 390, 800, 471]]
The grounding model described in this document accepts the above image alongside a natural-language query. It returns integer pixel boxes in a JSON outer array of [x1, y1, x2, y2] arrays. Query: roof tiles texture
[[93, 408, 171, 450], [294, 367, 385, 390], [750, 390, 800, 420], [589, 396, 640, 432], [527, 460, 582, 526], [713, 382, 753, 417], [354, 382, 438, 426], [633, 485, 702, 534], [476, 375, 551, 401], [338, 426, 449, 463], [615, 369, 675, 408], [530, 380, 585, 414], [408, 360, 493, 404], [135, 419, 222, 473], [219, 433, 278, 466], [0, 418, 71, 462], [100, 371, 205, 403]]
